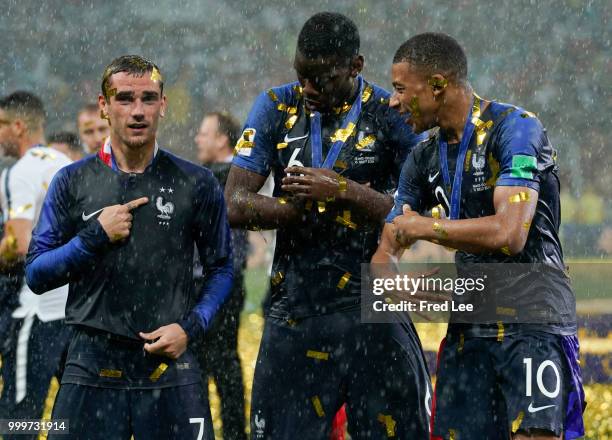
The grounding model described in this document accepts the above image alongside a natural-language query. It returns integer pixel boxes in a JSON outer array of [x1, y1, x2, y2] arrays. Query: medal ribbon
[[310, 76, 364, 169]]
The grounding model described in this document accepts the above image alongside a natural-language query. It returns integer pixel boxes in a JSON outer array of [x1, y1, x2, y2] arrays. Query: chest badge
[[472, 153, 486, 176], [156, 187, 175, 226]]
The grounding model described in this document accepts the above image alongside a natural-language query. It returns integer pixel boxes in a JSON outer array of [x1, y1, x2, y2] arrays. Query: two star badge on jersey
[[156, 186, 175, 227]]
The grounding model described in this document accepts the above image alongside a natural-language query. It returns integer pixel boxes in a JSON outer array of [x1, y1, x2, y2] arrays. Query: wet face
[[389, 62, 440, 134], [77, 110, 110, 153], [99, 71, 166, 151], [194, 115, 225, 164], [293, 51, 363, 113], [0, 109, 21, 158]]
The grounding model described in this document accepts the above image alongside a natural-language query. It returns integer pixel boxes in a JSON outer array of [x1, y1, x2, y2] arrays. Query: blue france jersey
[[233, 80, 425, 319], [387, 101, 576, 336]]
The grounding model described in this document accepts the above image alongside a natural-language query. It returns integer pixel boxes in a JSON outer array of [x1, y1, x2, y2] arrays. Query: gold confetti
[[149, 363, 168, 382], [433, 222, 448, 239], [285, 115, 298, 129], [271, 271, 284, 286], [317, 201, 326, 213], [511, 411, 524, 433], [432, 204, 443, 219], [500, 246, 512, 255], [150, 67, 162, 83], [509, 191, 530, 204], [306, 350, 329, 361], [99, 369, 122, 378], [337, 272, 351, 289], [105, 87, 117, 98], [361, 85, 373, 103], [356, 134, 376, 150], [377, 414, 397, 437], [449, 429, 457, 440], [337, 176, 347, 192], [464, 150, 472, 172], [497, 321, 505, 342], [336, 210, 357, 230], [497, 307, 517, 316], [427, 77, 448, 89], [330, 123, 356, 143], [522, 221, 531, 230], [409, 96, 420, 118], [9, 203, 33, 219], [311, 396, 325, 417], [334, 160, 348, 170], [266, 89, 278, 102], [277, 197, 287, 205], [333, 102, 352, 114], [276, 142, 288, 149], [520, 111, 536, 118]]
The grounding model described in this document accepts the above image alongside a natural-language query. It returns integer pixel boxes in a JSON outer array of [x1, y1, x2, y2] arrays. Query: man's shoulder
[[158, 149, 218, 187], [11, 147, 72, 181], [265, 81, 302, 105], [412, 128, 439, 155], [488, 101, 544, 132]]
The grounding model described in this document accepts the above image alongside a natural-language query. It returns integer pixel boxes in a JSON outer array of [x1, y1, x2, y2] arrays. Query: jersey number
[[287, 148, 304, 168], [523, 358, 560, 398], [189, 417, 205, 440]]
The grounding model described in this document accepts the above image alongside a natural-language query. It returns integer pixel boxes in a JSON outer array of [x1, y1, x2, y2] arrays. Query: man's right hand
[[98, 197, 149, 242]]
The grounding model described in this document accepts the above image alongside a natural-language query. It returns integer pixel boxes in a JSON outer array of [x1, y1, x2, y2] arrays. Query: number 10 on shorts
[[523, 358, 561, 398]]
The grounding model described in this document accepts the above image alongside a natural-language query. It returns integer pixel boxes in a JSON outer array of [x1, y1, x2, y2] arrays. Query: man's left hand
[[282, 166, 345, 201], [140, 323, 188, 359]]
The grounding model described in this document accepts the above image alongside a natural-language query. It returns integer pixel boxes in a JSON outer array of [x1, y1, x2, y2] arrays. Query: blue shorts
[[251, 310, 432, 439], [431, 331, 585, 439], [49, 382, 213, 440]]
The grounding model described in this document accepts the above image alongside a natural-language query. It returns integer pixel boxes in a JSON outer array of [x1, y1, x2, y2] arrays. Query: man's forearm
[[337, 178, 394, 224], [226, 190, 302, 230], [408, 215, 513, 254], [179, 257, 233, 341]]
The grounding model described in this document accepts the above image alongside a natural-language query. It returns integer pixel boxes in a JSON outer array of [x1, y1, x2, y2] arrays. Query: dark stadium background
[[1, 0, 609, 438]]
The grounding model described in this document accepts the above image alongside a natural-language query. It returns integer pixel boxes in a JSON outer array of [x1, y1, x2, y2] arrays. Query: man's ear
[[428, 74, 448, 98], [11, 118, 26, 137], [98, 94, 109, 121], [159, 95, 167, 118], [350, 55, 365, 77]]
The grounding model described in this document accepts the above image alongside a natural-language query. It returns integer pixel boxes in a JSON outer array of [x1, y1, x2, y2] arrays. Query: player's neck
[[438, 86, 473, 144], [111, 136, 155, 173]]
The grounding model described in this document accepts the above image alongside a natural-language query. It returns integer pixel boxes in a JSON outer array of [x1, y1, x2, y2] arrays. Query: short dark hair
[[297, 12, 359, 61], [393, 33, 468, 82], [78, 103, 99, 118], [0, 91, 46, 129], [101, 55, 164, 99], [48, 131, 83, 153], [206, 111, 240, 148]]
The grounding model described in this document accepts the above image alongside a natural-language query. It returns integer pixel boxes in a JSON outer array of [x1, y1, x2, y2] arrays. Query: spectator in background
[[194, 110, 248, 440], [48, 131, 84, 161], [76, 103, 109, 154], [0, 91, 73, 438]]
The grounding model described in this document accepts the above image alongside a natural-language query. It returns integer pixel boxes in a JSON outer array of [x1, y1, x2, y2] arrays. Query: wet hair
[[0, 91, 46, 129], [393, 33, 468, 82], [78, 103, 99, 117], [48, 131, 83, 154], [101, 55, 164, 99], [297, 12, 359, 62], [205, 111, 241, 148]]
